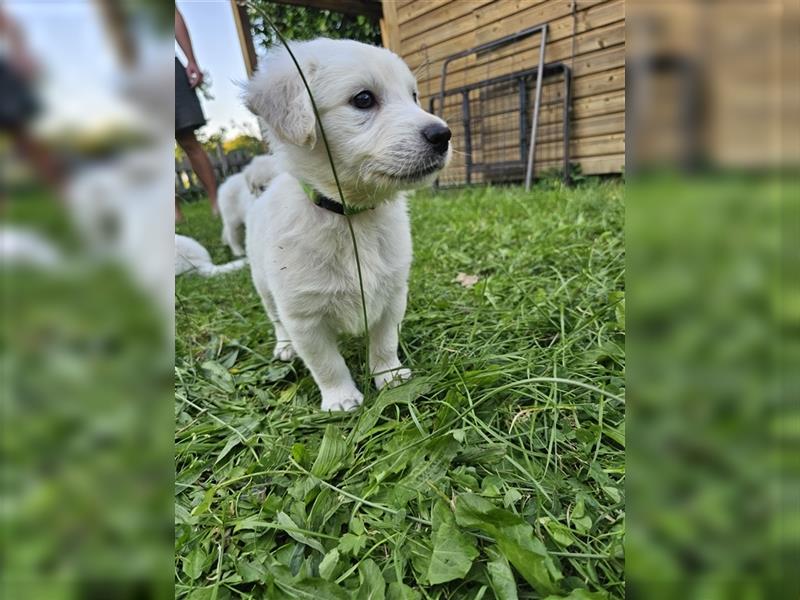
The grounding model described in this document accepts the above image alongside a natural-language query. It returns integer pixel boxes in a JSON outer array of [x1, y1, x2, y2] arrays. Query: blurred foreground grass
[[626, 173, 799, 599], [1, 188, 173, 597]]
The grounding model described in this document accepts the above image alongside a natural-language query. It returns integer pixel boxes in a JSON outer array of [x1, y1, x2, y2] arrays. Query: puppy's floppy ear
[[245, 46, 318, 148]]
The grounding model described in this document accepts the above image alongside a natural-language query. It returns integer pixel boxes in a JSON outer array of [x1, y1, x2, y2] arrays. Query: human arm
[[175, 8, 203, 88]]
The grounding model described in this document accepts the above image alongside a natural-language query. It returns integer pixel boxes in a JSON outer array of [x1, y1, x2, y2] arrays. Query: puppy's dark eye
[[413, 92, 418, 103], [352, 90, 376, 109]]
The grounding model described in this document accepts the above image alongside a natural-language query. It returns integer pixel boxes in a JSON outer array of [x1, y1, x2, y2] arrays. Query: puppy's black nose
[[422, 123, 451, 154]]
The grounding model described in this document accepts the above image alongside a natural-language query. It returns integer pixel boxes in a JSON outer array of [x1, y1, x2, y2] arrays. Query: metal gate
[[429, 25, 572, 187]]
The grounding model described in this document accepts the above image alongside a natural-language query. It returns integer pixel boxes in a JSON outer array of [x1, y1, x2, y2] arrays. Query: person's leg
[[175, 198, 183, 223], [176, 128, 218, 215]]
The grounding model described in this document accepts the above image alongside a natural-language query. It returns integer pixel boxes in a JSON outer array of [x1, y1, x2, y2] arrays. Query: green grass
[[175, 179, 625, 599], [3, 187, 173, 593]]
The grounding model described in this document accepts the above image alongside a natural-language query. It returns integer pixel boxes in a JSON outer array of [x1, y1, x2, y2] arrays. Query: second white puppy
[[245, 38, 451, 411], [218, 155, 279, 256], [175, 234, 247, 277]]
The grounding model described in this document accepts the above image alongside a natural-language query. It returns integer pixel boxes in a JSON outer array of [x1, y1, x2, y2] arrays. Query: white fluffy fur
[[245, 38, 450, 411], [67, 147, 175, 324], [219, 155, 279, 256], [0, 226, 62, 268], [175, 234, 247, 277]]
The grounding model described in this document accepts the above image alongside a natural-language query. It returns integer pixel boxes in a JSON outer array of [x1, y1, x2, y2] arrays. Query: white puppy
[[0, 226, 62, 269], [219, 155, 279, 256], [245, 38, 451, 411], [175, 234, 247, 277]]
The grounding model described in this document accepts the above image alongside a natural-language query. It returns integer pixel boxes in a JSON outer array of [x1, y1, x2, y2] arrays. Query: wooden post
[[93, 0, 137, 67], [216, 142, 229, 178], [380, 0, 400, 52], [231, 0, 258, 77]]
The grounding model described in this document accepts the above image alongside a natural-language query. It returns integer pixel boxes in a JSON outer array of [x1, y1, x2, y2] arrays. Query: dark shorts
[[175, 57, 206, 135], [0, 60, 40, 130]]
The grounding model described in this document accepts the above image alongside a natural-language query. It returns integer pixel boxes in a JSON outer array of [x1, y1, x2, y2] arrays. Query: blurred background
[[1, 0, 173, 597], [626, 1, 797, 598]]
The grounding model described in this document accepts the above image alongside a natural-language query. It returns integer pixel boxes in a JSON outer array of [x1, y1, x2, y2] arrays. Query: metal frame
[[431, 62, 572, 187], [438, 24, 547, 115], [524, 24, 548, 190], [433, 24, 571, 187], [627, 55, 703, 174]]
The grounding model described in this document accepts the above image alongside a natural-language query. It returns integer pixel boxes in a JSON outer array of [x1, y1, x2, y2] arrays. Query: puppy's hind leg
[[370, 289, 412, 390], [283, 317, 363, 412], [255, 281, 296, 361], [222, 219, 245, 257]]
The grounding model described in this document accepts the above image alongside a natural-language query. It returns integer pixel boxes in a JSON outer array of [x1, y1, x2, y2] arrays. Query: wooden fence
[[175, 143, 260, 196], [381, 0, 625, 178]]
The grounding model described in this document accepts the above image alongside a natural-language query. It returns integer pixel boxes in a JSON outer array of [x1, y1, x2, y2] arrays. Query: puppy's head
[[243, 155, 278, 196], [245, 39, 451, 204]]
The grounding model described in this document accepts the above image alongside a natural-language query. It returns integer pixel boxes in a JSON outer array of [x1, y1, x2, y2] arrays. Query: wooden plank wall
[[381, 0, 625, 177]]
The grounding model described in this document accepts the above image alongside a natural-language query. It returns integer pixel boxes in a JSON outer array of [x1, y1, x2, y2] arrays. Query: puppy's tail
[[198, 257, 248, 277]]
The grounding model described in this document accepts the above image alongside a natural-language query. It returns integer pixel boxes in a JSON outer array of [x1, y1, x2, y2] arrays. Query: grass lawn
[[175, 180, 625, 599]]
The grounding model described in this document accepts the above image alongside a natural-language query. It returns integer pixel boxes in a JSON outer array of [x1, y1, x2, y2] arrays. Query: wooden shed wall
[[381, 0, 625, 177]]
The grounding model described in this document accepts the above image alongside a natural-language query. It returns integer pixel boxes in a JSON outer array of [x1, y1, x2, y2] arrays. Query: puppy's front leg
[[226, 223, 245, 257], [370, 290, 412, 390], [283, 317, 363, 411]]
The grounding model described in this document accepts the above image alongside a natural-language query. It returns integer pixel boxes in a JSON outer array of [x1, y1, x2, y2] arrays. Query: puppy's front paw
[[273, 340, 296, 362], [374, 367, 412, 390], [320, 387, 364, 412]]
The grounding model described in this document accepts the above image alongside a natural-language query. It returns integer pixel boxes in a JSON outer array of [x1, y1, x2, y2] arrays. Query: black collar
[[314, 193, 347, 215], [301, 182, 374, 216]]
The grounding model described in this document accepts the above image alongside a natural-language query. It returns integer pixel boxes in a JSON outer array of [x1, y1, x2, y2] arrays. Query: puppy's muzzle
[[422, 123, 452, 155]]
